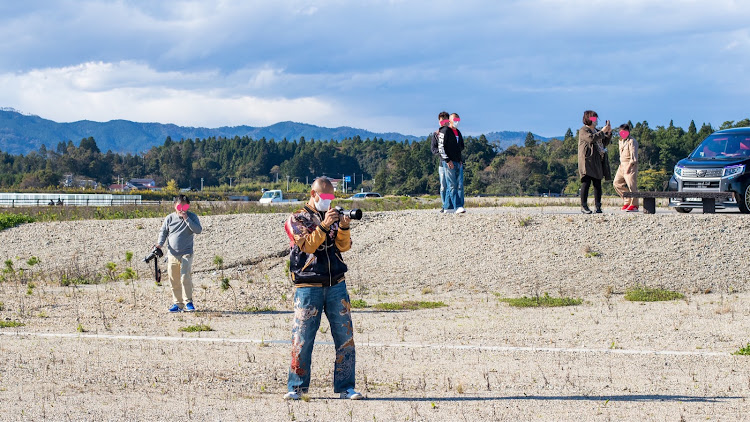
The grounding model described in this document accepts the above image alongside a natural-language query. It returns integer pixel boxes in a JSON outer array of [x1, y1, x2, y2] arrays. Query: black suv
[[668, 127, 750, 213]]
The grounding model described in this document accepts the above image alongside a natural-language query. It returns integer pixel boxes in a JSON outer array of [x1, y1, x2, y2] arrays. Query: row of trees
[[0, 119, 747, 195]]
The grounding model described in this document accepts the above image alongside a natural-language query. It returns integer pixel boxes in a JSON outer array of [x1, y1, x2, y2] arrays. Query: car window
[[691, 134, 750, 158]]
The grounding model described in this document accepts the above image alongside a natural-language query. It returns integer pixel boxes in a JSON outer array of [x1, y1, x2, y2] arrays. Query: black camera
[[143, 246, 164, 263], [334, 206, 362, 220]]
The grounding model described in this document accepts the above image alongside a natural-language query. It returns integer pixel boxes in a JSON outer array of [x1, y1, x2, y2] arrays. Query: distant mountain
[[0, 108, 558, 155], [483, 131, 562, 151]]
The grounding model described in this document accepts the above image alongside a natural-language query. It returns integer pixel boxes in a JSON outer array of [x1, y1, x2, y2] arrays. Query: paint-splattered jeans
[[288, 281, 356, 394]]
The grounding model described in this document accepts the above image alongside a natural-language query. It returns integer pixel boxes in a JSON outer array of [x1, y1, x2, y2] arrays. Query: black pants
[[581, 175, 602, 207]]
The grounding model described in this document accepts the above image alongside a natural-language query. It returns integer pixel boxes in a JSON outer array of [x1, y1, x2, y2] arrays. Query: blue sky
[[1, 0, 749, 137]]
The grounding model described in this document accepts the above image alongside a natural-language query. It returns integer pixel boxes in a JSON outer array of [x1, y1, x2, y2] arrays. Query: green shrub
[[243, 306, 276, 313], [496, 292, 583, 308], [179, 324, 213, 332], [624, 287, 684, 302], [0, 320, 24, 328], [350, 299, 369, 309], [733, 343, 750, 356], [373, 301, 447, 311], [0, 213, 35, 231]]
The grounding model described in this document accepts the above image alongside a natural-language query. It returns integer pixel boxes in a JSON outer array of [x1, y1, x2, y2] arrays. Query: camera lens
[[347, 209, 363, 220]]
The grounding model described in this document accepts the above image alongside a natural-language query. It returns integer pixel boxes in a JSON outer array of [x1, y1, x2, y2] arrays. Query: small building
[[108, 184, 128, 192], [127, 178, 157, 190]]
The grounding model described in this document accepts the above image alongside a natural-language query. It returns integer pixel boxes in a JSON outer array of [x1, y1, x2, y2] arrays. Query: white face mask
[[315, 198, 331, 211], [452, 121, 459, 129]]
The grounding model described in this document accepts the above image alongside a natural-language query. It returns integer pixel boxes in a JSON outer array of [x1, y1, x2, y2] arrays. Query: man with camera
[[155, 195, 202, 312], [282, 177, 363, 400]]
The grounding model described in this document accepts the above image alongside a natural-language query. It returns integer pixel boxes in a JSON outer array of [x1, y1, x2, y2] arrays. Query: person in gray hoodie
[[156, 195, 203, 312]]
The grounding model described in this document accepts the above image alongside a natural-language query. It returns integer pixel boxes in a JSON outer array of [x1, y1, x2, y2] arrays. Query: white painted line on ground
[[0, 330, 731, 357]]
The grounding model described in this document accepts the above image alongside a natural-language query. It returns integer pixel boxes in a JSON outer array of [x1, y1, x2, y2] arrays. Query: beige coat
[[618, 137, 638, 164], [614, 136, 639, 207]]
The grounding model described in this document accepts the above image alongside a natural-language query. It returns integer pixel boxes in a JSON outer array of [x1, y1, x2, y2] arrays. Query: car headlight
[[723, 164, 745, 178], [674, 165, 683, 177]]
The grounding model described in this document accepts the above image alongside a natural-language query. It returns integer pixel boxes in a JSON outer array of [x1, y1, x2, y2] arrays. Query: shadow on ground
[[362, 394, 744, 403]]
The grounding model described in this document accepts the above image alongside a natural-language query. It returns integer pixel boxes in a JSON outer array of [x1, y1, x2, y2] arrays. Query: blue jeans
[[456, 163, 464, 208], [288, 281, 356, 394], [442, 161, 459, 210], [438, 164, 447, 208]]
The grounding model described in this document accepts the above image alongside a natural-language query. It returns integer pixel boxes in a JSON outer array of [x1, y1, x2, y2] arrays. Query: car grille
[[682, 180, 720, 189], [681, 168, 722, 177]]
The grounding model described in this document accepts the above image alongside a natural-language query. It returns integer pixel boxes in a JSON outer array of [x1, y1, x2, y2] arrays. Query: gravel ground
[[0, 205, 748, 421]]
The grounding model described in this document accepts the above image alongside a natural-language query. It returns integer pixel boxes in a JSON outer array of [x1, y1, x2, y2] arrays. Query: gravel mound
[[0, 207, 743, 297]]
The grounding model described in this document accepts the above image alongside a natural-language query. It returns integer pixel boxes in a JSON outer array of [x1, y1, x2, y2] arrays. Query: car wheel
[[737, 185, 750, 214], [674, 207, 692, 213]]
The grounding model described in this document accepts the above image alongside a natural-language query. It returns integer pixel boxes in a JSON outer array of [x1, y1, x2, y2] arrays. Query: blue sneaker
[[168, 304, 181, 313], [184, 302, 195, 312]]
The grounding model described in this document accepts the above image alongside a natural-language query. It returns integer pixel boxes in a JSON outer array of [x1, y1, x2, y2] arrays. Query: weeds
[[105, 262, 118, 281], [517, 216, 533, 227], [624, 287, 684, 302], [213, 255, 224, 271], [733, 343, 750, 356], [119, 267, 136, 281], [220, 277, 231, 291], [0, 213, 35, 231], [0, 320, 24, 328], [350, 299, 369, 309], [76, 323, 87, 333], [581, 245, 600, 258], [179, 324, 213, 332], [496, 292, 583, 308], [243, 306, 276, 313], [581, 245, 601, 258], [373, 301, 447, 311]]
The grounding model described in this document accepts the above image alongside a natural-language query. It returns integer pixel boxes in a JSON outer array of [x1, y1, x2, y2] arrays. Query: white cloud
[[3, 1, 750, 136], [0, 62, 339, 128]]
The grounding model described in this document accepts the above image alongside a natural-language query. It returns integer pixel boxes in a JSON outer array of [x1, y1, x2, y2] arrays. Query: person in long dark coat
[[578, 110, 612, 213]]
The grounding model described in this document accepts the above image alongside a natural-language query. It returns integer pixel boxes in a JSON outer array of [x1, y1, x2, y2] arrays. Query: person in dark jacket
[[578, 110, 612, 213], [437, 116, 462, 213], [430, 111, 451, 212], [282, 177, 363, 401]]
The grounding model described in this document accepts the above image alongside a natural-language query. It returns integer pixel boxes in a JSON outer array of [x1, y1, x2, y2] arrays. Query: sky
[[1, 0, 749, 137]]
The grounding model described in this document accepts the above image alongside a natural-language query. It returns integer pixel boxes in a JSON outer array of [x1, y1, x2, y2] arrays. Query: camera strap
[[153, 258, 161, 285]]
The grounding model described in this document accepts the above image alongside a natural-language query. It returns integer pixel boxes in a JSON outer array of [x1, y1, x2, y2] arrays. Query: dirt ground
[[0, 205, 748, 421]]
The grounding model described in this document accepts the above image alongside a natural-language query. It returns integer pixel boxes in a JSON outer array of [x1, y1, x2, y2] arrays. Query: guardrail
[[0, 198, 147, 207]]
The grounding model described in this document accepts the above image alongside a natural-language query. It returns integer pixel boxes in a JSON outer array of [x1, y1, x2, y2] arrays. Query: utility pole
[[201, 178, 204, 191], [286, 175, 290, 192], [229, 177, 233, 188]]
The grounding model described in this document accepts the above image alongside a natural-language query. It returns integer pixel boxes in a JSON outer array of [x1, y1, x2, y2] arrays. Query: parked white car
[[259, 190, 301, 204]]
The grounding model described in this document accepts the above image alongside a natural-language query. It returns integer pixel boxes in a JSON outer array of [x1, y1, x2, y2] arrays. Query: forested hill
[[0, 108, 555, 155]]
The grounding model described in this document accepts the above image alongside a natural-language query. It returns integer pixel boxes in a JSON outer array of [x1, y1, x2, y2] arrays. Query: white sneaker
[[340, 388, 364, 400], [456, 207, 466, 214], [283, 391, 300, 400]]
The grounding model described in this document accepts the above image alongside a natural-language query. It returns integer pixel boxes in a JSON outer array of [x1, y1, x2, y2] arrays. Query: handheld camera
[[143, 245, 164, 263], [334, 206, 362, 220]]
